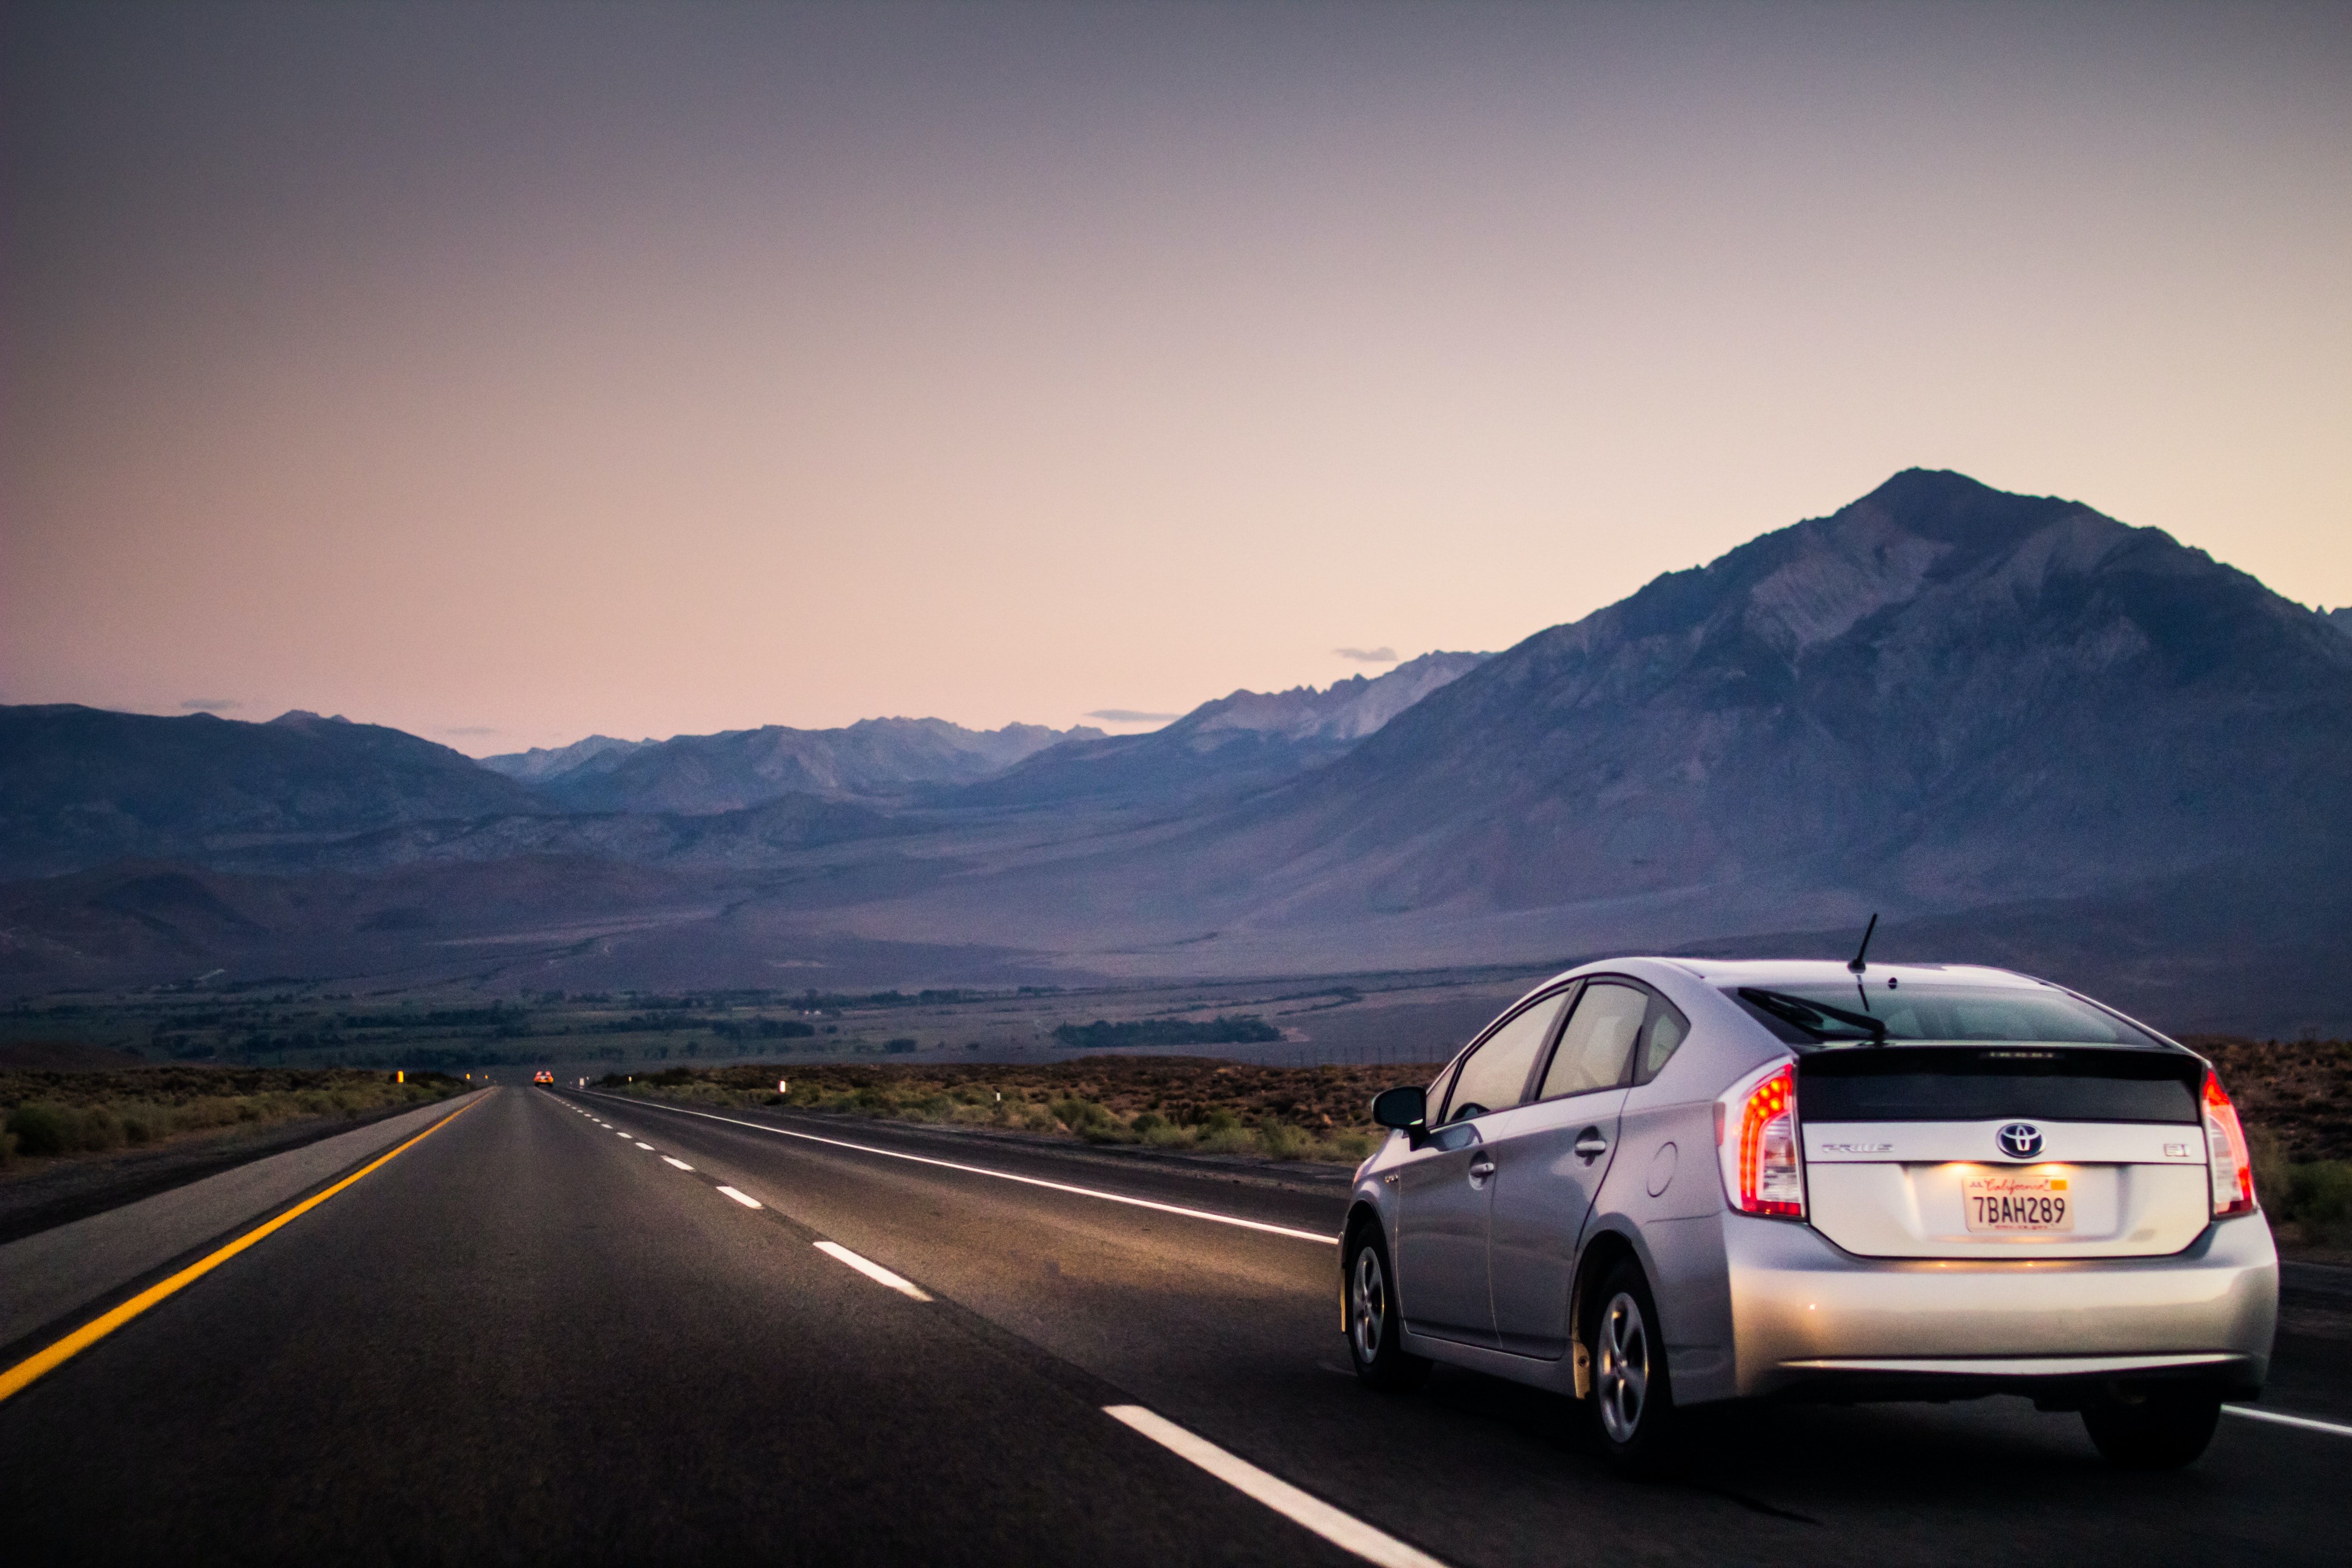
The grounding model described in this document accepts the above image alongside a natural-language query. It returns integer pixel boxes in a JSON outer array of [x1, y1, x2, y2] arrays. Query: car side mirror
[[1371, 1084, 1428, 1147]]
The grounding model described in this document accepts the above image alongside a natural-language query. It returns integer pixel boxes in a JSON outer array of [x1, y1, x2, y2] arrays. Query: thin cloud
[[1085, 709, 1181, 723], [1333, 646, 1398, 664], [178, 698, 241, 712]]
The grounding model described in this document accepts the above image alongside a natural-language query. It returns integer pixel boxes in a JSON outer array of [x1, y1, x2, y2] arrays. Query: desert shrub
[[1259, 1122, 1306, 1161], [8, 1102, 79, 1156], [1130, 1111, 1165, 1134], [1198, 1124, 1261, 1156], [1200, 1108, 1240, 1134], [1050, 1097, 1114, 1131], [2288, 1161, 2352, 1230]]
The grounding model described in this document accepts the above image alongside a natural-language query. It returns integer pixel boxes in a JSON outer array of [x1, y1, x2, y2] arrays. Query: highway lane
[[0, 1087, 1372, 1565], [4, 1083, 2346, 1564], [577, 1088, 2352, 1568]]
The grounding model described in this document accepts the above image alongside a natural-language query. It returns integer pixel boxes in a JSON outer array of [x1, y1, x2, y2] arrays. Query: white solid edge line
[[813, 1240, 934, 1301], [1104, 1405, 1447, 1568], [2225, 1405, 2352, 1438], [716, 1186, 763, 1209], [662, 1156, 694, 1171], [591, 1094, 1337, 1245]]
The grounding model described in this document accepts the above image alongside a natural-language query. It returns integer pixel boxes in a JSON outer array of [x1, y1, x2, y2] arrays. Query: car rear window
[[1726, 982, 2162, 1049], [1798, 1046, 2202, 1124]]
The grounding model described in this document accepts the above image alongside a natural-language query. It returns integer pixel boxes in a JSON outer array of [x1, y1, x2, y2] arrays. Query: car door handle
[[1467, 1160, 1496, 1187], [1573, 1128, 1608, 1163]]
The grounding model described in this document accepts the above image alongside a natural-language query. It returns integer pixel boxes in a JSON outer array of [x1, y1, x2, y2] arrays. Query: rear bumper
[[1722, 1210, 2278, 1401]]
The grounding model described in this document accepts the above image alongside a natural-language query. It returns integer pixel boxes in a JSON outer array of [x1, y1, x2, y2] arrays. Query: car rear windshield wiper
[[1738, 987, 1889, 1045]]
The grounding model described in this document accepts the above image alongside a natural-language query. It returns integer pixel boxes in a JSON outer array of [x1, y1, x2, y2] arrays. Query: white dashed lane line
[[813, 1240, 933, 1301], [1104, 1405, 1447, 1568], [635, 1142, 656, 1150], [593, 1095, 1337, 1245], [566, 1091, 1453, 1564]]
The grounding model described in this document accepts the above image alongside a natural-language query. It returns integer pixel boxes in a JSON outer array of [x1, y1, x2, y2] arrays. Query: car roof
[[1580, 959, 2060, 992]]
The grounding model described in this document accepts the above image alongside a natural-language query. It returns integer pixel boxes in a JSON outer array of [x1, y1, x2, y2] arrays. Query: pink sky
[[5, 2, 2347, 753]]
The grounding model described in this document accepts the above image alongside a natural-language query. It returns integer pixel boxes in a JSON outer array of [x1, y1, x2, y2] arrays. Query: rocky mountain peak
[[1180, 652, 1490, 746]]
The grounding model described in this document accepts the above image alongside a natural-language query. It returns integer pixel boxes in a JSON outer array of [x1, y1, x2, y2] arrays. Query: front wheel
[[1344, 1228, 1430, 1392], [2081, 1385, 2222, 1469], [1586, 1259, 1677, 1475]]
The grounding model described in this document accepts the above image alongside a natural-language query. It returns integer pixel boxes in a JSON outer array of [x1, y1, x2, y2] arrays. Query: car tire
[[1586, 1258, 1677, 1476], [1344, 1226, 1431, 1392], [2080, 1385, 2222, 1469]]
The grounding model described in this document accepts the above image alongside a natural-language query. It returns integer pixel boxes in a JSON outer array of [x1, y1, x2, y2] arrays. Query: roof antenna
[[1847, 912, 1879, 975]]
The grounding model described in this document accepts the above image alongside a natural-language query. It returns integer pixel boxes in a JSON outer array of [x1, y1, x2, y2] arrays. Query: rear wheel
[[1587, 1259, 1677, 1475], [1345, 1227, 1430, 1392], [2081, 1385, 2222, 1469]]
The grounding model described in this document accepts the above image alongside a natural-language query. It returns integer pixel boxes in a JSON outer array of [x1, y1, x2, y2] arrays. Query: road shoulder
[[0, 1090, 483, 1353]]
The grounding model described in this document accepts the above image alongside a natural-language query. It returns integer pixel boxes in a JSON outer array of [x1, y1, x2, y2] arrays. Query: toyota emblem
[[1996, 1122, 2044, 1159]]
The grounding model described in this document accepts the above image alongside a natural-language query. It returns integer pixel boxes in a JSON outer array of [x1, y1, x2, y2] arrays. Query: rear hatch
[[1798, 1045, 2211, 1259]]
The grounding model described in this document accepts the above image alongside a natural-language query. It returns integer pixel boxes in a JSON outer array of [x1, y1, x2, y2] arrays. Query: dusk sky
[[5, 1, 2347, 755]]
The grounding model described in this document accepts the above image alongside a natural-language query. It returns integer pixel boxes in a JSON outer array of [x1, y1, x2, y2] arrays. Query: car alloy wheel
[[1351, 1245, 1390, 1365], [1344, 1228, 1430, 1392], [1595, 1289, 1651, 1444]]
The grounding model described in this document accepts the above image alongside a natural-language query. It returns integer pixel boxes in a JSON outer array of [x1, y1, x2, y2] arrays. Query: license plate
[[1962, 1172, 2073, 1232]]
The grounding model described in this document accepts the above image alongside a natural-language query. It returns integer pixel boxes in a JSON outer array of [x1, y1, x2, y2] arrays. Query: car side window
[[1538, 980, 1646, 1099], [1441, 991, 1571, 1123], [1634, 994, 1690, 1085]]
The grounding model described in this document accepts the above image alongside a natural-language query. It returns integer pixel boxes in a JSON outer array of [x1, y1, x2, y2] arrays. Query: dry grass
[[607, 1054, 1445, 1164], [0, 1066, 464, 1169]]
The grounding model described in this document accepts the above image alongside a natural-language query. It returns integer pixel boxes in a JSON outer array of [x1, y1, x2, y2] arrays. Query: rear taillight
[[1716, 1061, 1804, 1219], [2203, 1069, 2256, 1217]]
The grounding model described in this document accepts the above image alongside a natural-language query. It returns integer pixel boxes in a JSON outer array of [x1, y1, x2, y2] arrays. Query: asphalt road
[[4, 1086, 2347, 1565]]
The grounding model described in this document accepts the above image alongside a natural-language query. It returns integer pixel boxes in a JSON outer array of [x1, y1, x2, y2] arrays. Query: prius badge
[[1996, 1122, 2045, 1160]]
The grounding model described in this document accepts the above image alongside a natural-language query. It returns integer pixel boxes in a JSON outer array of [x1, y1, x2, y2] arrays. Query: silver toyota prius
[[1342, 956, 2278, 1471]]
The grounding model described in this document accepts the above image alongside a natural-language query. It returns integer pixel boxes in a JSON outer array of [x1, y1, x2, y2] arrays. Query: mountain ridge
[[941, 651, 1489, 809], [528, 715, 1099, 814], [0, 705, 548, 881]]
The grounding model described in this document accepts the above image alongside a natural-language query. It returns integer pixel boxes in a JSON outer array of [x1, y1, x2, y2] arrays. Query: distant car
[[533, 1070, 554, 1085], [1345, 958, 2277, 1471]]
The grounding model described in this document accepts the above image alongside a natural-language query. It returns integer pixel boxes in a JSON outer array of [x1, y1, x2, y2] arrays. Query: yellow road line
[[0, 1090, 488, 1406]]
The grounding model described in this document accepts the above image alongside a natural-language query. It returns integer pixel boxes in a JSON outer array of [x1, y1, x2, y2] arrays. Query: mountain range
[[495, 716, 1093, 814], [4, 470, 2347, 1033]]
